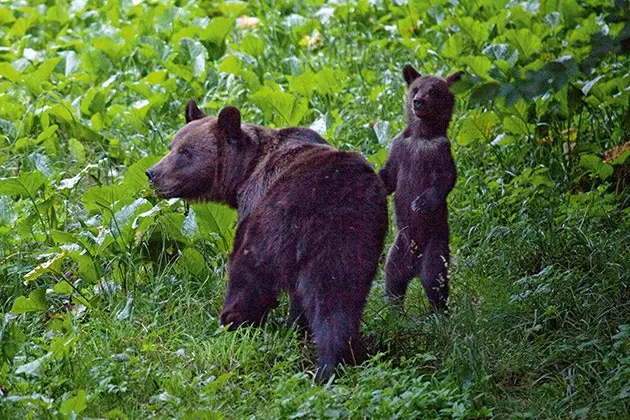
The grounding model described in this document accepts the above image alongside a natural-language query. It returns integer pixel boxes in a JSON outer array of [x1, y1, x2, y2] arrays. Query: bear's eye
[[178, 148, 190, 156]]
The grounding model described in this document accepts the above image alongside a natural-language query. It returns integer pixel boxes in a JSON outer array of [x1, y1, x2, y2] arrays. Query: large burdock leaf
[[0, 62, 22, 83], [82, 185, 131, 213], [315, 67, 345, 96], [23, 250, 68, 285], [123, 156, 160, 194], [60, 390, 87, 416], [15, 352, 52, 377], [457, 112, 500, 145], [179, 38, 207, 78], [240, 34, 265, 57], [0, 171, 46, 198], [10, 289, 48, 314], [502, 29, 542, 61], [191, 202, 236, 251], [250, 87, 308, 126], [201, 17, 234, 45], [579, 154, 613, 181]]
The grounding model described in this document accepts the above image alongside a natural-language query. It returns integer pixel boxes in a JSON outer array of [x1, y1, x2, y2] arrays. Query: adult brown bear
[[147, 101, 388, 382], [379, 66, 461, 312]]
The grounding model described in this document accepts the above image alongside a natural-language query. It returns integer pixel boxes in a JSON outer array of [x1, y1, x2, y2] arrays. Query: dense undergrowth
[[0, 0, 629, 417]]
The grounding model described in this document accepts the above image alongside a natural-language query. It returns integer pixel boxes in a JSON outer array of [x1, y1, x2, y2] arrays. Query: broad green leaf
[[457, 112, 500, 145], [45, 4, 70, 25], [367, 148, 389, 170], [179, 38, 207, 78], [32, 57, 63, 83], [113, 198, 150, 230], [48, 102, 76, 124], [35, 124, 59, 143], [0, 8, 16, 24], [0, 62, 21, 83], [59, 390, 87, 415], [455, 16, 490, 48], [469, 81, 501, 105], [441, 33, 468, 60], [82, 185, 130, 212], [182, 208, 198, 237], [15, 352, 52, 377], [10, 289, 48, 314], [123, 156, 160, 193], [218, 1, 247, 16], [24, 250, 68, 285], [201, 17, 234, 45], [240, 34, 266, 57], [81, 88, 107, 116], [218, 54, 243, 75], [163, 61, 193, 82], [68, 251, 99, 283], [315, 67, 345, 96], [462, 56, 492, 80], [503, 29, 542, 60], [172, 26, 203, 43], [250, 87, 308, 126], [68, 138, 86, 165], [579, 154, 613, 181], [503, 115, 531, 135], [288, 71, 317, 99], [60, 50, 81, 76], [175, 247, 205, 276], [52, 281, 74, 294], [191, 202, 236, 250], [0, 171, 47, 198]]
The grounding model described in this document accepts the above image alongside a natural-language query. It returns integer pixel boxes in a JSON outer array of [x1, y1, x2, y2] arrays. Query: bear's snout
[[145, 167, 154, 180]]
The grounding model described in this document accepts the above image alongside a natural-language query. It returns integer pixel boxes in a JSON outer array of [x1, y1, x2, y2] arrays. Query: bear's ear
[[185, 99, 207, 123], [218, 106, 243, 144], [445, 71, 463, 87], [403, 65, 421, 86]]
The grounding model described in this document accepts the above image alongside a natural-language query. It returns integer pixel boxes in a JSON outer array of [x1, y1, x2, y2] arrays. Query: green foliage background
[[0, 0, 629, 417]]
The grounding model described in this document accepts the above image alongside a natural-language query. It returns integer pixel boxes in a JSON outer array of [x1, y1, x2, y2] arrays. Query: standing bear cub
[[147, 101, 388, 382], [379, 65, 462, 312]]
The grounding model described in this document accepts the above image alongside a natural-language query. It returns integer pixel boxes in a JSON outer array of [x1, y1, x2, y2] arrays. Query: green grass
[[1, 0, 629, 418]]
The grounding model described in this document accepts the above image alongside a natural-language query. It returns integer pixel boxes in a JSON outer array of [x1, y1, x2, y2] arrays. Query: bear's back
[[268, 142, 384, 215]]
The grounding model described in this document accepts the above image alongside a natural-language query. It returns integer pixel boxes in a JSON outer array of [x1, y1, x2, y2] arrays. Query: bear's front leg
[[219, 251, 279, 330]]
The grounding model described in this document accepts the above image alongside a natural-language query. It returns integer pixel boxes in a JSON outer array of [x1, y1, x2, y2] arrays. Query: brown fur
[[147, 102, 388, 382], [379, 66, 460, 312]]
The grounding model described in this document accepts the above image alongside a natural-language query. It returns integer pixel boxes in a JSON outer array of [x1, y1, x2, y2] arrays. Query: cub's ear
[[445, 71, 464, 87], [218, 106, 243, 144], [403, 65, 421, 86], [185, 99, 207, 123]]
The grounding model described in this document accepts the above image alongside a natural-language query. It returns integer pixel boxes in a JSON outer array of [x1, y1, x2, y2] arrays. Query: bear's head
[[403, 65, 462, 125], [146, 101, 258, 207]]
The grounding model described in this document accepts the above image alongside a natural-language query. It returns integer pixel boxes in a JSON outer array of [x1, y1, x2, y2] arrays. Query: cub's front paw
[[411, 196, 438, 213]]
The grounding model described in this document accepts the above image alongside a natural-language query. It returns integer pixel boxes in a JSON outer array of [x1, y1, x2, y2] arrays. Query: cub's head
[[403, 65, 462, 123], [146, 101, 253, 205]]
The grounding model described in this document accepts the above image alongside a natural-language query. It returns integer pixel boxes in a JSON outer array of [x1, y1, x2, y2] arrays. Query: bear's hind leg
[[296, 270, 368, 383], [310, 308, 362, 383], [288, 292, 309, 331], [418, 239, 449, 312], [219, 252, 279, 329], [385, 232, 418, 305]]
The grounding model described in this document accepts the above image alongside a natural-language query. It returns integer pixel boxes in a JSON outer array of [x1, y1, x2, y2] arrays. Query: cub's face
[[403, 65, 462, 121], [147, 116, 220, 199]]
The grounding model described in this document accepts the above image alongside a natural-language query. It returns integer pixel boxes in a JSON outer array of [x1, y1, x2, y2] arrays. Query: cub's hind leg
[[417, 238, 450, 312], [385, 232, 419, 305]]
